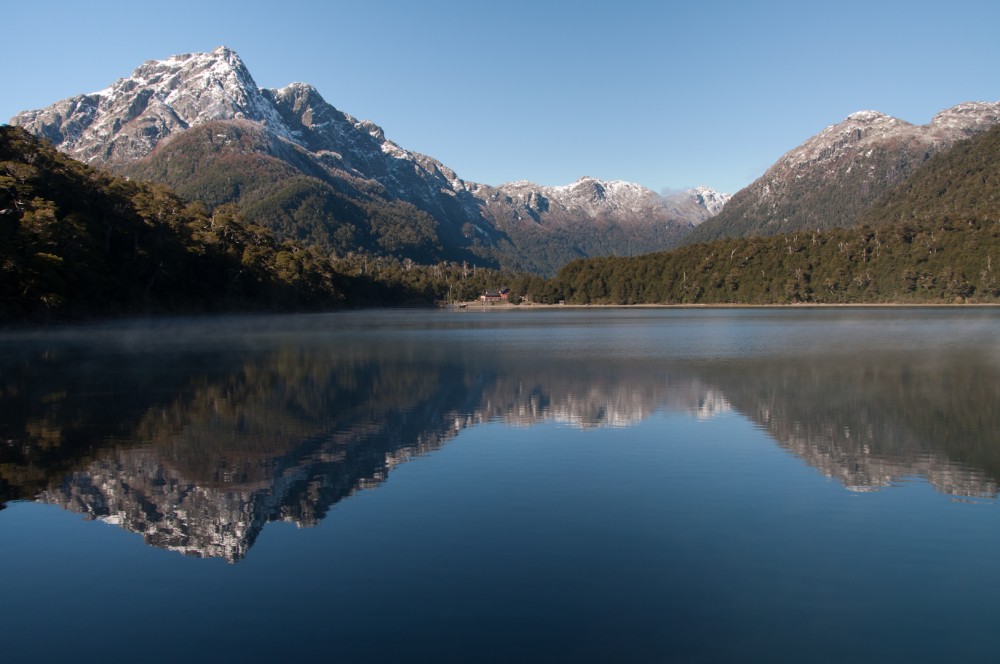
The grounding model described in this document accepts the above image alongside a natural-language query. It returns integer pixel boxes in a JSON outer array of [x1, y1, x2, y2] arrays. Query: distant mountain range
[[10, 46, 999, 274], [548, 121, 1000, 305], [9, 46, 728, 274]]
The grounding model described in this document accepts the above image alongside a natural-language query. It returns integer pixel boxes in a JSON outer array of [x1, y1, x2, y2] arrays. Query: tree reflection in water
[[2, 310, 998, 560]]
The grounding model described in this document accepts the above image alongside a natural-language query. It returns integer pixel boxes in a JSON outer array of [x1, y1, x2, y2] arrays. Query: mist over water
[[3, 307, 1000, 661]]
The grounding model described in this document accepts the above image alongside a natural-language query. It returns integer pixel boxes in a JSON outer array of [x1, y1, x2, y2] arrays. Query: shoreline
[[447, 301, 1000, 310], [6, 301, 999, 331]]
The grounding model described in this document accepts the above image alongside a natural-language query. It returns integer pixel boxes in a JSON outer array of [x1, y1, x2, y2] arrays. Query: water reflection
[[696, 352, 1000, 497], [2, 310, 998, 560]]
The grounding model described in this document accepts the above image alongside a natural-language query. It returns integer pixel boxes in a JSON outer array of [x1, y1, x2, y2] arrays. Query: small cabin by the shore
[[480, 288, 510, 303]]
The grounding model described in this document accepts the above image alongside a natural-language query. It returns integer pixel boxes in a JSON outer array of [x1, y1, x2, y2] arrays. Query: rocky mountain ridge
[[777, 104, 1000, 172], [9, 46, 727, 273], [684, 100, 1000, 244]]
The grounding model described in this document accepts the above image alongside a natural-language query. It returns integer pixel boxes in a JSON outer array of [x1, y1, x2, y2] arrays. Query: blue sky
[[4, 0, 999, 194]]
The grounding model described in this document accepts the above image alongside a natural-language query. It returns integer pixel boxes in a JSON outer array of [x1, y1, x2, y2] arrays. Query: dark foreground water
[[2, 307, 1000, 662]]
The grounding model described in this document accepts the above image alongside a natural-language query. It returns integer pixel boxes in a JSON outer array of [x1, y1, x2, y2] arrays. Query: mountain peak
[[10, 47, 731, 274], [930, 101, 1000, 132], [277, 81, 319, 96], [148, 45, 242, 67], [845, 110, 892, 123], [659, 186, 731, 222], [211, 44, 239, 59], [9, 46, 294, 164], [688, 186, 730, 216], [682, 100, 1000, 245], [125, 46, 255, 95]]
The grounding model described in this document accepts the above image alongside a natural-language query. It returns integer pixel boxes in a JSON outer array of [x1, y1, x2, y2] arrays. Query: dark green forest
[[4, 120, 1000, 322], [120, 121, 460, 264], [543, 221, 1000, 305], [0, 127, 518, 322], [530, 125, 1000, 305]]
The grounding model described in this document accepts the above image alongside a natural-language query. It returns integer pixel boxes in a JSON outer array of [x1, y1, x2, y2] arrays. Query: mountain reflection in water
[[2, 309, 998, 561]]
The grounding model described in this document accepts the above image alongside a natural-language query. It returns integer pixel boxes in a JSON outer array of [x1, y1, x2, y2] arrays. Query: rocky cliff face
[[9, 46, 727, 273], [684, 102, 1000, 244], [488, 179, 726, 230], [11, 47, 289, 164]]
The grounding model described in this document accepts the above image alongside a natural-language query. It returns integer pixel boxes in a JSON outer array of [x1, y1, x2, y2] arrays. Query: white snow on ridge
[[846, 110, 889, 122], [498, 176, 728, 220], [778, 101, 1000, 172], [10, 45, 733, 233]]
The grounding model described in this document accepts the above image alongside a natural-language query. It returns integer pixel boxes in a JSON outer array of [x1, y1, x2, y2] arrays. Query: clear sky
[[4, 0, 999, 195]]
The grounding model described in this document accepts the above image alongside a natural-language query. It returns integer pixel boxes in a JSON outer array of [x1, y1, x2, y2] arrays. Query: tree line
[[527, 221, 999, 305], [0, 127, 517, 322], [5, 120, 999, 322], [517, 124, 1000, 305]]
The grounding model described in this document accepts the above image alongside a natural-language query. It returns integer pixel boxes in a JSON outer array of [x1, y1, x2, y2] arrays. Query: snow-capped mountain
[[484, 177, 727, 231], [662, 185, 729, 221], [9, 46, 726, 273], [774, 104, 1000, 173], [684, 102, 1000, 244], [13, 47, 292, 163]]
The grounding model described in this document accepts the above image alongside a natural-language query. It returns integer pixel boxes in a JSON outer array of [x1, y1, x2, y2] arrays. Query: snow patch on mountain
[[683, 99, 1000, 244], [930, 101, 1000, 132], [492, 177, 728, 227], [780, 102, 1000, 174], [10, 45, 732, 271]]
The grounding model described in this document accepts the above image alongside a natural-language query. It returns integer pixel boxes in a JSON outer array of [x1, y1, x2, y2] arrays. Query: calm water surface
[[2, 307, 1000, 662]]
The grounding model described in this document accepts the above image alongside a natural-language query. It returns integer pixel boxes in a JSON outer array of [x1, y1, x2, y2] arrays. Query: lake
[[2, 307, 1000, 662]]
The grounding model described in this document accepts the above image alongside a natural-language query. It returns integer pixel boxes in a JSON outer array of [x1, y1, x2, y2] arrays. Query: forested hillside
[[531, 126, 1000, 305], [0, 127, 517, 322], [122, 121, 456, 265], [5, 115, 999, 322], [543, 221, 999, 305], [11, 47, 731, 277], [861, 124, 1000, 227], [683, 104, 1000, 245]]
